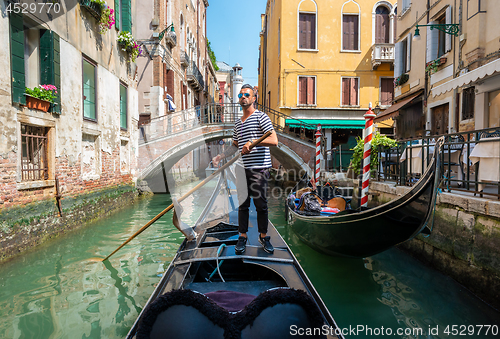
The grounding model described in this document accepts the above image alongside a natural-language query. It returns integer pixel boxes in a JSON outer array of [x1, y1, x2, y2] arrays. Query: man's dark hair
[[241, 84, 255, 95]]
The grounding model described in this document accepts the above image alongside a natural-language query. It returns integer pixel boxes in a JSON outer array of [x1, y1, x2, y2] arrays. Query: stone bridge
[[138, 105, 317, 182]]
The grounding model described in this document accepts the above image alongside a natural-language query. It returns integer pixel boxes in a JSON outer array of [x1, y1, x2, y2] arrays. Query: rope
[[208, 244, 226, 282]]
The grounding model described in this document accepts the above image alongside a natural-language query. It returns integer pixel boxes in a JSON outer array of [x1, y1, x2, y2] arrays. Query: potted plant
[[25, 85, 58, 112], [117, 31, 142, 62], [351, 132, 398, 176], [393, 73, 409, 87], [425, 57, 447, 74], [80, 0, 115, 34]]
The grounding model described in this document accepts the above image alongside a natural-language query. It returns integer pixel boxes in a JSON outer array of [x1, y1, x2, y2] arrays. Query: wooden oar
[[102, 131, 272, 262]]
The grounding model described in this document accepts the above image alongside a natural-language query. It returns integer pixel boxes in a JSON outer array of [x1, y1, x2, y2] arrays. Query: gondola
[[285, 137, 444, 258], [126, 165, 344, 339]]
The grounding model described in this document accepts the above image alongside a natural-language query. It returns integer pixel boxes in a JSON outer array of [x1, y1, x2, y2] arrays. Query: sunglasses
[[238, 93, 252, 99]]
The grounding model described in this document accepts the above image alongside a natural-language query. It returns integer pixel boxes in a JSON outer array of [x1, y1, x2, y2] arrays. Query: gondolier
[[213, 84, 278, 254]]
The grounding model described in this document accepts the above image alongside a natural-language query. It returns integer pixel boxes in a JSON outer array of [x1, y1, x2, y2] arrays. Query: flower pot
[[25, 95, 51, 112]]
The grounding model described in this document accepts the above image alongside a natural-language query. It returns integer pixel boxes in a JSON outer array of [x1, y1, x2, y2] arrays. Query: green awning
[[285, 119, 365, 130]]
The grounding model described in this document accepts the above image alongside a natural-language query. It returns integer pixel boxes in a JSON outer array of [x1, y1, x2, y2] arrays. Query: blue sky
[[206, 0, 267, 87]]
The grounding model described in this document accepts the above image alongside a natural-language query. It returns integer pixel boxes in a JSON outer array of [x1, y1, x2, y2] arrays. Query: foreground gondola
[[285, 137, 444, 258], [126, 170, 343, 339]]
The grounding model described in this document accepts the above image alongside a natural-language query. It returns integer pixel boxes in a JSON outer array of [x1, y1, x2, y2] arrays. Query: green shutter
[[121, 0, 131, 33], [115, 0, 120, 30], [40, 30, 61, 114], [10, 12, 25, 105], [120, 84, 127, 129]]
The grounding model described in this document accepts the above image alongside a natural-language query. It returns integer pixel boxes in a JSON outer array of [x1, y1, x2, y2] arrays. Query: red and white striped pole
[[361, 103, 376, 207], [315, 124, 322, 186]]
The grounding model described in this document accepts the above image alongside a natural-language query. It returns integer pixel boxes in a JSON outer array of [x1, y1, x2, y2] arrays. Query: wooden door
[[489, 89, 500, 128], [431, 103, 449, 136]]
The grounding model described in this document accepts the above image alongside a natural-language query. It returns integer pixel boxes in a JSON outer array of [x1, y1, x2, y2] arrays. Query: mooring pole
[[361, 103, 376, 208]]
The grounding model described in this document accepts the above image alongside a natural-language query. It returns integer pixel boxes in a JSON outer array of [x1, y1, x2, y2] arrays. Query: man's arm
[[212, 140, 238, 166]]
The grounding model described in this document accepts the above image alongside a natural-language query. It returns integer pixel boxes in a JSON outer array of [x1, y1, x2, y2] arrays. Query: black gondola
[[126, 168, 344, 339], [285, 137, 444, 258]]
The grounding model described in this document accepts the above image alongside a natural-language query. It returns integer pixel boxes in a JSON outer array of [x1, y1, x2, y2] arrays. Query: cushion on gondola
[[205, 290, 256, 312], [136, 288, 326, 339]]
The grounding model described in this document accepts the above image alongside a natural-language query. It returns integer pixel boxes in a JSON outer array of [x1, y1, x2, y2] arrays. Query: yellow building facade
[[258, 0, 396, 170]]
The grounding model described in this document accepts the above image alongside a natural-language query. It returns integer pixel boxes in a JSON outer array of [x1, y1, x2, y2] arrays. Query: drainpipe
[[262, 14, 268, 107], [424, 0, 430, 135]]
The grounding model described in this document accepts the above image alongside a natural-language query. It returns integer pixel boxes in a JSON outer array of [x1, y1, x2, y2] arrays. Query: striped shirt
[[233, 110, 274, 169]]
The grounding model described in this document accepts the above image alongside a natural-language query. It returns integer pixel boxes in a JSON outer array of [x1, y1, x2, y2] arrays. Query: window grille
[[462, 87, 475, 120], [21, 125, 49, 181]]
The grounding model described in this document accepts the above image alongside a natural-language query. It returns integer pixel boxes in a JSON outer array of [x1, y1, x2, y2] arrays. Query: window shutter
[[299, 77, 307, 104], [307, 77, 315, 104], [342, 78, 349, 105], [9, 12, 25, 105], [342, 15, 350, 50], [426, 22, 439, 62], [406, 33, 411, 72], [350, 78, 358, 106], [445, 6, 452, 52], [381, 78, 394, 105], [352, 16, 359, 50], [309, 14, 316, 49], [122, 0, 132, 32], [299, 14, 306, 49], [115, 0, 120, 30], [394, 41, 402, 77], [120, 85, 127, 129], [40, 30, 61, 114], [376, 13, 389, 44]]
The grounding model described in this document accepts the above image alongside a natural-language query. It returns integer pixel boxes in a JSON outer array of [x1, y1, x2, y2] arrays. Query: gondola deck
[[126, 207, 342, 339]]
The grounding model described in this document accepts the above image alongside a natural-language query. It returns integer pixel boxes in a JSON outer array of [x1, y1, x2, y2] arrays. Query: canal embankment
[[0, 184, 141, 263], [369, 181, 500, 310]]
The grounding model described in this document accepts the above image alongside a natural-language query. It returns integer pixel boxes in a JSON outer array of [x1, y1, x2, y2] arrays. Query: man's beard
[[240, 101, 252, 108]]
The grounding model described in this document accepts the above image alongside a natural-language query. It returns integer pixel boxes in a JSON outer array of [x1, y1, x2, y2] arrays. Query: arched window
[[297, 0, 317, 50], [180, 14, 185, 50], [342, 0, 361, 52], [375, 6, 390, 43]]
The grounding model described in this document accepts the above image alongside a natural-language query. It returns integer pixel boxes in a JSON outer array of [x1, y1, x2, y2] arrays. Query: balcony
[[79, 0, 102, 20], [371, 43, 395, 70], [187, 61, 205, 91], [180, 50, 190, 67]]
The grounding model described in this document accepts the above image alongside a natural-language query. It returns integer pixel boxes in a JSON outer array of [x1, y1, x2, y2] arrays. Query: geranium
[[25, 85, 58, 103], [117, 31, 141, 62], [89, 0, 115, 34]]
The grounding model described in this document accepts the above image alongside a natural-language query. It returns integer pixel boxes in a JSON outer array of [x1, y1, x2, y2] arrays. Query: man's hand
[[241, 140, 253, 155], [212, 154, 222, 167]]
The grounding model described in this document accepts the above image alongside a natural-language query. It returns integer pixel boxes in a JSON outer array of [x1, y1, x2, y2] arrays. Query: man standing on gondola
[[212, 84, 278, 254]]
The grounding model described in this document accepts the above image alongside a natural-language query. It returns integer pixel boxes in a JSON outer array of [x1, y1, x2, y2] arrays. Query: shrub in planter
[[117, 31, 142, 62]]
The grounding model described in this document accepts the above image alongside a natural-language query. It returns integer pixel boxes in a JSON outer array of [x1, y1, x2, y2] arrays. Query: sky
[[206, 0, 267, 87]]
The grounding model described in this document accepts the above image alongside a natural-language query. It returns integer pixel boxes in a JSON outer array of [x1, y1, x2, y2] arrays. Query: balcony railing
[[187, 61, 204, 91], [79, 0, 102, 20], [376, 128, 500, 200], [371, 43, 395, 69], [180, 50, 189, 67]]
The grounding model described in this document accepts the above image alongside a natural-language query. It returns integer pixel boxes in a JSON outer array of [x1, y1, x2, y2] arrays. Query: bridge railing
[[139, 103, 320, 145]]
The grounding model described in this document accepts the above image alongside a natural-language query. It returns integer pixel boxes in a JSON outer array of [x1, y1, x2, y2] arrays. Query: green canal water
[[0, 181, 499, 338]]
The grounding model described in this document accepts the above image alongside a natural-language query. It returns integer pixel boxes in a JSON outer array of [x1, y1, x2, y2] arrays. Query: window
[[426, 7, 452, 62], [21, 125, 49, 181], [120, 83, 127, 129], [115, 0, 131, 32], [342, 15, 359, 51], [401, 0, 411, 13], [298, 76, 316, 105], [462, 87, 475, 120], [380, 78, 394, 106], [375, 6, 390, 44], [299, 13, 316, 50], [120, 140, 129, 173], [82, 133, 100, 180], [83, 58, 97, 121], [9, 13, 60, 112], [342, 77, 359, 106], [394, 34, 411, 77]]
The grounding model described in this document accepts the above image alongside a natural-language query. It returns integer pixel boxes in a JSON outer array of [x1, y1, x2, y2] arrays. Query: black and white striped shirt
[[233, 110, 274, 169]]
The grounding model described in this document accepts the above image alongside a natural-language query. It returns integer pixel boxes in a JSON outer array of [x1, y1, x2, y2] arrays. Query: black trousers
[[237, 168, 270, 234]]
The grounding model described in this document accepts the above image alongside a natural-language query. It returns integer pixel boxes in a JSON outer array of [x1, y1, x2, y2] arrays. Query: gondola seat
[[136, 288, 326, 339]]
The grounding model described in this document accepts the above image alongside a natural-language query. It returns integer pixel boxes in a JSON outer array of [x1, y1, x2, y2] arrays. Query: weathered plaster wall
[[370, 181, 500, 308]]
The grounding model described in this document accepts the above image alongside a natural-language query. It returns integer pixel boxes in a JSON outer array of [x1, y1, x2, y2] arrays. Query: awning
[[432, 58, 500, 97], [374, 92, 421, 123], [285, 119, 365, 130]]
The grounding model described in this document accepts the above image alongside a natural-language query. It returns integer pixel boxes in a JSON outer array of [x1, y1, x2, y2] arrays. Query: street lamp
[[413, 23, 459, 41], [157, 23, 176, 42]]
